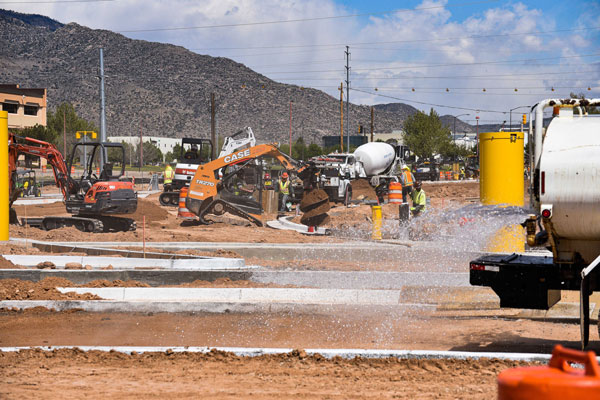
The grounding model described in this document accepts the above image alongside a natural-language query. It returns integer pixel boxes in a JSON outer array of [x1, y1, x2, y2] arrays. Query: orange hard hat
[[282, 172, 289, 178]]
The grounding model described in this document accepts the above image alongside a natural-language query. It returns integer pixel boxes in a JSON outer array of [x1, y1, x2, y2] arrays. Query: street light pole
[[509, 105, 529, 131], [453, 113, 470, 144]]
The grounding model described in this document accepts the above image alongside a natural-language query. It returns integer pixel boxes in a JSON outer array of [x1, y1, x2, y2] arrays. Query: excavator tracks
[[159, 191, 180, 207], [197, 199, 263, 227], [22, 216, 136, 233]]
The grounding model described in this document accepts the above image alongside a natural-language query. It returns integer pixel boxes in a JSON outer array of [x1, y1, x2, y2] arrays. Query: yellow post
[[0, 111, 8, 242], [479, 131, 525, 252], [371, 205, 382, 240]]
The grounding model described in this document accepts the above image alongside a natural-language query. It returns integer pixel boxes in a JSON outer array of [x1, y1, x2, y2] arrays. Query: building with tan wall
[[0, 84, 47, 129]]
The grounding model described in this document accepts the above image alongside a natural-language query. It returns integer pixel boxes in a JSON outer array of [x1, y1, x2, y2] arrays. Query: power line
[[0, 0, 112, 2], [262, 53, 600, 74], [118, 0, 498, 33], [351, 87, 516, 113], [191, 26, 600, 50]]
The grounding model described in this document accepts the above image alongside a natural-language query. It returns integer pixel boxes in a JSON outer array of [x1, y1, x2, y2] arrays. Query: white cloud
[[3, 0, 599, 123]]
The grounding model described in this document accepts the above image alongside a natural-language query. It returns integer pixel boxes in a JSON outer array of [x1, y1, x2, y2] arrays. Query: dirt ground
[[3, 180, 557, 399], [0, 348, 532, 400], [10, 181, 480, 243]]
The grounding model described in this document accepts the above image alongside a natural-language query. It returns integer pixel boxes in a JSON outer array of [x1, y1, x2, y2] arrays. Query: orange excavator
[[9, 133, 138, 232], [185, 144, 329, 226]]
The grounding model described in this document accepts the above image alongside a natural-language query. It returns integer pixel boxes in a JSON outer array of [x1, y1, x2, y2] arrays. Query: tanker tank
[[353, 142, 396, 176]]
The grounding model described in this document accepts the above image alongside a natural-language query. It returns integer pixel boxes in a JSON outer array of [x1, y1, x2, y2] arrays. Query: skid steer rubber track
[[159, 191, 180, 207]]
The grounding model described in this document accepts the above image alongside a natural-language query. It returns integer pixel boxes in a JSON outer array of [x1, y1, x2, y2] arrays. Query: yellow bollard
[[371, 205, 382, 240], [0, 111, 8, 242]]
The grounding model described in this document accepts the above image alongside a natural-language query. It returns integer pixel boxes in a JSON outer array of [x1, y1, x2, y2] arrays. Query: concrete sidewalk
[[2, 254, 247, 270]]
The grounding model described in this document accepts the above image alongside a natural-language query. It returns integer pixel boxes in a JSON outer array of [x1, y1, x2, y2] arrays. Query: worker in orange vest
[[399, 164, 414, 203]]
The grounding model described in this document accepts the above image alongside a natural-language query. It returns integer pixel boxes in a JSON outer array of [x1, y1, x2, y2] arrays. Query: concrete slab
[[57, 287, 404, 305], [15, 238, 482, 263], [0, 345, 559, 363], [2, 254, 247, 270]]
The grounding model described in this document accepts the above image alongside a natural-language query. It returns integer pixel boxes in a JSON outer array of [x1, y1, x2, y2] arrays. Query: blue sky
[[3, 0, 600, 124]]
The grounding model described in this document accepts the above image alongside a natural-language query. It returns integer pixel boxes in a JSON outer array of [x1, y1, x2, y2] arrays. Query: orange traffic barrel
[[177, 187, 196, 220], [388, 182, 403, 204], [498, 345, 600, 399], [439, 171, 444, 180], [70, 166, 75, 174], [445, 170, 452, 180]]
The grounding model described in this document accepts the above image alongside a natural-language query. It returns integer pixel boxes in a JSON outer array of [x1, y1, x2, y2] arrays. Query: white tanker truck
[[470, 97, 600, 348], [308, 142, 408, 203]]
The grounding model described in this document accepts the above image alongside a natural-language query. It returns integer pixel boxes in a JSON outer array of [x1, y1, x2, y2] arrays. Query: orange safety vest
[[402, 170, 414, 186]]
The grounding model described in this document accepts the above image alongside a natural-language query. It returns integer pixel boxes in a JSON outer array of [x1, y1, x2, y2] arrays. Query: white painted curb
[[56, 287, 405, 305], [0, 346, 560, 362]]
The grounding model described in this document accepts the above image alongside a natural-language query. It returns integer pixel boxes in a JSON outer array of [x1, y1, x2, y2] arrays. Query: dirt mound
[[0, 255, 21, 269], [351, 179, 377, 200], [423, 181, 479, 199], [0, 278, 101, 300], [123, 198, 169, 223]]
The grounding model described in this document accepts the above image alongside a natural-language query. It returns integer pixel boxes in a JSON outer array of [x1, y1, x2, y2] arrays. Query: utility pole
[[289, 101, 292, 156], [98, 48, 106, 170], [210, 93, 216, 160], [370, 106, 374, 142], [345, 46, 350, 152], [63, 109, 66, 158], [339, 82, 344, 152], [139, 122, 143, 172]]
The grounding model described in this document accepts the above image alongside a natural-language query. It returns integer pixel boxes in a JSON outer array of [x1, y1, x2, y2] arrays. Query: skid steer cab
[[65, 142, 137, 216]]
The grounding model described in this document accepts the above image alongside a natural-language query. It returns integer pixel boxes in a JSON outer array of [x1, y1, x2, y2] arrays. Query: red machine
[[9, 134, 137, 232]]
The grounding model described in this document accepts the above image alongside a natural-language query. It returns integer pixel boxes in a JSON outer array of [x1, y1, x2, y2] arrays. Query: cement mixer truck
[[308, 142, 407, 203], [469, 98, 600, 348]]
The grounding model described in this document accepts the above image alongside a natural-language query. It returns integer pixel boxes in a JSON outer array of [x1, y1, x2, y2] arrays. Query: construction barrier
[[498, 345, 600, 399], [445, 171, 452, 180], [388, 182, 403, 204], [371, 205, 382, 240], [70, 166, 75, 174], [177, 187, 196, 220], [439, 171, 444, 180]]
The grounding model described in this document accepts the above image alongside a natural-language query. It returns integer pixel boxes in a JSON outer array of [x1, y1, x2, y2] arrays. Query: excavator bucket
[[299, 189, 331, 226]]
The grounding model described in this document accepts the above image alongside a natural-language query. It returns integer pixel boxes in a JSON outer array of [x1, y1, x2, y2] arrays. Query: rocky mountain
[[2, 9, 466, 145]]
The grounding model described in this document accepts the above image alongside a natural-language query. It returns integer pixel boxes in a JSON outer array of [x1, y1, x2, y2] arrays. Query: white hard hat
[[402, 164, 409, 170]]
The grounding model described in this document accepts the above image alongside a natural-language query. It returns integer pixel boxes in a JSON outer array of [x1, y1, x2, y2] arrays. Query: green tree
[[107, 141, 135, 165], [403, 108, 452, 161], [306, 143, 323, 158], [47, 103, 97, 157], [135, 141, 163, 166], [16, 124, 58, 144]]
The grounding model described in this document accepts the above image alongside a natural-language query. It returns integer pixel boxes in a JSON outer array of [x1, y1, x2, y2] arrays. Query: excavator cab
[[64, 142, 137, 219]]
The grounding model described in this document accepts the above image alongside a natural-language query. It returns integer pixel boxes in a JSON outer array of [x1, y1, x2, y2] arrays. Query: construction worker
[[410, 181, 426, 217], [184, 144, 198, 160], [399, 164, 414, 203], [279, 171, 294, 212], [163, 163, 174, 191]]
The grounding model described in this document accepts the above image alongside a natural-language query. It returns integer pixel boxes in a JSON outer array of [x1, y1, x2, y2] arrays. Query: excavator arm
[[9, 134, 76, 200], [186, 144, 299, 225]]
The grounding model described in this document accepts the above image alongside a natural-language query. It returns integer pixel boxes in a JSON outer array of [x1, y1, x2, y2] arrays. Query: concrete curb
[[266, 216, 330, 235], [0, 300, 435, 314], [2, 254, 247, 270], [11, 239, 482, 262], [0, 346, 558, 362], [56, 287, 405, 304]]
